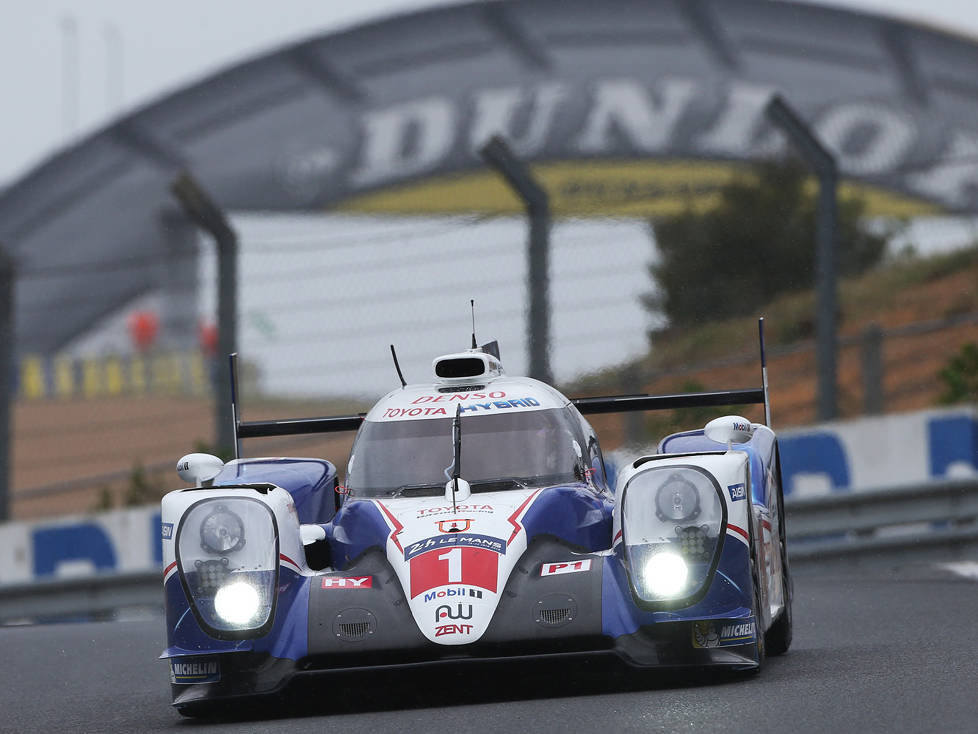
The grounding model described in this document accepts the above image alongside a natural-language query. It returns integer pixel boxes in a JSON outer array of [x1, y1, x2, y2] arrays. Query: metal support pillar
[[765, 95, 839, 420], [157, 211, 199, 351], [0, 249, 12, 521], [170, 173, 238, 455], [622, 364, 645, 446], [861, 323, 884, 415], [479, 135, 552, 384]]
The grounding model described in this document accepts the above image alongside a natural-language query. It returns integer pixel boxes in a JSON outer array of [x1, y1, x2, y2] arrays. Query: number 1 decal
[[410, 547, 500, 597], [438, 547, 462, 583]]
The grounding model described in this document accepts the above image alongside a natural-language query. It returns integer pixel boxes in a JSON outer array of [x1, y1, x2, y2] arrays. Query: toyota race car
[[160, 329, 792, 716]]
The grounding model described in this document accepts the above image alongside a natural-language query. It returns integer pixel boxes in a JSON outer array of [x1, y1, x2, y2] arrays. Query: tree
[[645, 159, 889, 327], [939, 343, 978, 404]]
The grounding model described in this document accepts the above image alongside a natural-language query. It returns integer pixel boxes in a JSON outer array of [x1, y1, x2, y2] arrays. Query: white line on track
[[938, 562, 978, 580]]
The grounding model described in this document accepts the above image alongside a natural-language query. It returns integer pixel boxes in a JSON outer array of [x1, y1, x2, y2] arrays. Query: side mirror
[[704, 416, 754, 445], [176, 453, 225, 486]]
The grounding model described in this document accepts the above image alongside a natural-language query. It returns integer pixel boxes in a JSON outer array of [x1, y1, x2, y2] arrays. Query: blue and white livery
[[160, 341, 792, 716]]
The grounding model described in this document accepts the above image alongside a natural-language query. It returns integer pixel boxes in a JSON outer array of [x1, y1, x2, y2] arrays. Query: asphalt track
[[1, 564, 976, 734]]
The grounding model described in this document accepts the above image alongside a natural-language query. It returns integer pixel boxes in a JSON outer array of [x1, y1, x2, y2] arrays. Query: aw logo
[[434, 603, 473, 623]]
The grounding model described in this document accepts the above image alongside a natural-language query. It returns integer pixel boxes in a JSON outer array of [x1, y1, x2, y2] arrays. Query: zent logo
[[321, 576, 373, 589], [540, 559, 592, 576], [727, 483, 747, 501], [435, 623, 473, 637]]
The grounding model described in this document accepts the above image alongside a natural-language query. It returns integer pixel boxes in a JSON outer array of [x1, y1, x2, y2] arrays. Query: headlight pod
[[176, 497, 279, 638], [622, 465, 726, 604]]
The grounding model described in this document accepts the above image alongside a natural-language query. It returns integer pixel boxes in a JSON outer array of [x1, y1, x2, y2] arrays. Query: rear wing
[[229, 318, 772, 459], [572, 388, 764, 415]]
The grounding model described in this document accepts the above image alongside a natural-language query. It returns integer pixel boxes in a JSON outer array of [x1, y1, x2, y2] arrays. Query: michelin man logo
[[692, 620, 720, 649]]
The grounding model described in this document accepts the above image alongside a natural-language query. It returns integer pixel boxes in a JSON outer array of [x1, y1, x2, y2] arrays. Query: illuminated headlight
[[643, 552, 689, 597], [200, 506, 245, 554], [214, 581, 261, 626], [622, 466, 726, 603], [176, 497, 278, 637]]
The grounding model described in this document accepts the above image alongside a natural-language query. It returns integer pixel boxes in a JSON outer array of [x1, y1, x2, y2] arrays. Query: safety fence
[[1, 477, 976, 622], [603, 309, 978, 435]]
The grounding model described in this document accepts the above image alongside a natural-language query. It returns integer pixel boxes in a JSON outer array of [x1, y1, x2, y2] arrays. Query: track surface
[[1, 564, 976, 733]]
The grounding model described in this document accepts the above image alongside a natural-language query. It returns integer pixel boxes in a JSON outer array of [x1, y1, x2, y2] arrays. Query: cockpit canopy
[[345, 406, 588, 498]]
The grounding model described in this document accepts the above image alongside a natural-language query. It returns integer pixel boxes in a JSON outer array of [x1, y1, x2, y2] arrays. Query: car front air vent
[[534, 594, 577, 628], [332, 608, 377, 642], [438, 384, 485, 393]]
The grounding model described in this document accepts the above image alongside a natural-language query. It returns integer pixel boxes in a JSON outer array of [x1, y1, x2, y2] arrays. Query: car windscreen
[[346, 408, 583, 497]]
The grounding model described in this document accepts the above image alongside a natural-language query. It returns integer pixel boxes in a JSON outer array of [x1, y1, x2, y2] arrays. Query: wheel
[[765, 448, 793, 656], [764, 526, 794, 655], [750, 561, 767, 668], [765, 573, 793, 655]]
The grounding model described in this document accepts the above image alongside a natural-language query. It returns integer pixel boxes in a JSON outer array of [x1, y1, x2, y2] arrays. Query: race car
[[160, 334, 792, 716]]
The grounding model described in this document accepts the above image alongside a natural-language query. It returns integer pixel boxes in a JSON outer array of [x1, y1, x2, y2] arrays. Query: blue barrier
[[32, 524, 118, 577], [779, 432, 851, 495], [928, 414, 978, 476]]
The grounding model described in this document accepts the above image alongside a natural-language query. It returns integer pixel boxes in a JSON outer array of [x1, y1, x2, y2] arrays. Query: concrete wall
[[780, 406, 978, 496]]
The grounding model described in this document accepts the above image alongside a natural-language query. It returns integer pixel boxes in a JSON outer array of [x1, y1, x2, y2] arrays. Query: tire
[[765, 447, 793, 656], [765, 582, 793, 655], [750, 562, 767, 668], [765, 532, 794, 655]]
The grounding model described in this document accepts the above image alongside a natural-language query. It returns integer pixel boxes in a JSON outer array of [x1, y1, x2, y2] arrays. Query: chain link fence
[[8, 202, 978, 520]]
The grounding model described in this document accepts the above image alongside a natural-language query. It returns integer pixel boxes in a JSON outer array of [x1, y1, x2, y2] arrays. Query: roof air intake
[[432, 351, 504, 384], [435, 357, 486, 379]]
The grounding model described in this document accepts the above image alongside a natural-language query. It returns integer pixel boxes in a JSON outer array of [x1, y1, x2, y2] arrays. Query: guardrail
[[0, 570, 160, 623], [786, 477, 978, 568], [1, 478, 977, 622]]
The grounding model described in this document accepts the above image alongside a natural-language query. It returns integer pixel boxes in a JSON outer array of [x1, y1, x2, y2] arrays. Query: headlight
[[214, 581, 261, 625], [643, 552, 689, 597], [176, 497, 278, 638], [654, 473, 700, 521], [200, 506, 245, 554], [622, 466, 725, 603]]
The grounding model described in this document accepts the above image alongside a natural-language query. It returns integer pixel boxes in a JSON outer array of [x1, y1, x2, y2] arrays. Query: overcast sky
[[1, 0, 977, 185]]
